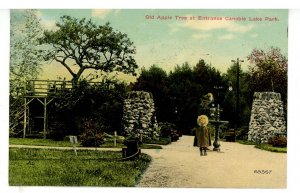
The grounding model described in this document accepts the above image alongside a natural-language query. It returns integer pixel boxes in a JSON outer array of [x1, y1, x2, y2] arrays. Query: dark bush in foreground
[[159, 122, 177, 137], [268, 136, 287, 147], [158, 122, 180, 142], [48, 120, 68, 141], [49, 80, 127, 138], [79, 118, 105, 147]]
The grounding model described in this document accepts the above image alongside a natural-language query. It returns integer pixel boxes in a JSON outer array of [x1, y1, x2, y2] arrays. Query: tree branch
[[54, 56, 76, 77]]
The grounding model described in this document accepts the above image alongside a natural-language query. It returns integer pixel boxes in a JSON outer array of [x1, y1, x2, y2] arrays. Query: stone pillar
[[248, 92, 287, 143], [122, 91, 159, 140]]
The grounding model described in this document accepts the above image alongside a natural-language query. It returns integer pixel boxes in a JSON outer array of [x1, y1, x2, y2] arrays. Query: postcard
[[8, 9, 287, 189]]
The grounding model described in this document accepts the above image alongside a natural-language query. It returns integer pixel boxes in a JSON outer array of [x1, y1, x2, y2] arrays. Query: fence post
[[69, 136, 78, 156], [114, 131, 117, 147]]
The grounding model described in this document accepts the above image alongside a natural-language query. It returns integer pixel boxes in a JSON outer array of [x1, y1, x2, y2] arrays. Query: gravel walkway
[[137, 135, 286, 188]]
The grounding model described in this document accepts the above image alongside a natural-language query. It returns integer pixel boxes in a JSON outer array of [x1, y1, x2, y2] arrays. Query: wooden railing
[[24, 79, 73, 97], [10, 79, 117, 97]]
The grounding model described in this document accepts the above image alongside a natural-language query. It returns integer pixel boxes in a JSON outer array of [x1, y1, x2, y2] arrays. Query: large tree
[[10, 9, 45, 95], [133, 65, 170, 122], [247, 47, 287, 94], [40, 15, 138, 85], [132, 60, 225, 134], [247, 47, 287, 110]]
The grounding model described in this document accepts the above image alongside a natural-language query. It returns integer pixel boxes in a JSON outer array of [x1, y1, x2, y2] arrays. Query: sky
[[11, 9, 288, 82]]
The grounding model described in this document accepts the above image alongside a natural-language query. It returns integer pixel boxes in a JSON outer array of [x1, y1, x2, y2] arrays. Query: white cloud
[[41, 20, 57, 30], [91, 9, 113, 19], [218, 34, 235, 40], [192, 33, 212, 40], [170, 15, 254, 33]]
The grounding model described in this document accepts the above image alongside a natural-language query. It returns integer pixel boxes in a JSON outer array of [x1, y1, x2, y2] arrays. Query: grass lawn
[[236, 140, 257, 145], [10, 137, 162, 149], [9, 138, 72, 147], [237, 140, 287, 153], [255, 143, 287, 153], [9, 148, 151, 186], [143, 137, 171, 145]]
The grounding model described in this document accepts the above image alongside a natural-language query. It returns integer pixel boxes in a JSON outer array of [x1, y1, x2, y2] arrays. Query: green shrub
[[79, 118, 105, 147], [158, 122, 180, 142], [159, 122, 177, 138], [49, 80, 127, 137], [236, 126, 249, 140], [268, 136, 287, 148], [48, 120, 68, 141]]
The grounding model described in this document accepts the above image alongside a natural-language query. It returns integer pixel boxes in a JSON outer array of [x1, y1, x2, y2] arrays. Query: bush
[[48, 120, 68, 141], [79, 118, 105, 147], [159, 122, 177, 138], [236, 126, 249, 140], [268, 136, 287, 148], [49, 79, 127, 137], [158, 122, 180, 142]]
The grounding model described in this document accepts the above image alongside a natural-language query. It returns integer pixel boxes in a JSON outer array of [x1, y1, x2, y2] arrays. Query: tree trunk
[[72, 75, 79, 87]]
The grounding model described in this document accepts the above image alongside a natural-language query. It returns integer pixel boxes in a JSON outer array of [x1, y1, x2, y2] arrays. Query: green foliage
[[9, 148, 151, 186], [133, 65, 171, 122], [237, 140, 257, 145], [10, 137, 163, 149], [40, 15, 138, 85], [139, 144, 162, 149], [247, 47, 287, 92], [247, 47, 287, 114], [235, 126, 249, 140], [79, 118, 105, 147], [9, 138, 72, 147], [158, 122, 180, 142], [159, 122, 177, 138], [133, 60, 226, 134], [142, 137, 171, 145], [48, 79, 127, 139], [237, 140, 287, 153], [48, 120, 68, 141], [268, 136, 287, 148], [255, 143, 287, 153], [10, 10, 45, 95]]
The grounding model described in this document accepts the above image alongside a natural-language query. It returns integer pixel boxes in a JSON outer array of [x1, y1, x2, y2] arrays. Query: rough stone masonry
[[248, 92, 287, 143], [122, 91, 159, 140]]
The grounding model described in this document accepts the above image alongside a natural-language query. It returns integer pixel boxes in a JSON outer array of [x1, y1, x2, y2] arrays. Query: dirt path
[[137, 135, 286, 188]]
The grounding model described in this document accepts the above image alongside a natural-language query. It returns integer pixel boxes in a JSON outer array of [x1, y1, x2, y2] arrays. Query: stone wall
[[248, 92, 287, 143], [122, 91, 159, 140]]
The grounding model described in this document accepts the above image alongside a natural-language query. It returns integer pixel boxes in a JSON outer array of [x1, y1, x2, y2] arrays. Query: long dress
[[195, 125, 211, 148]]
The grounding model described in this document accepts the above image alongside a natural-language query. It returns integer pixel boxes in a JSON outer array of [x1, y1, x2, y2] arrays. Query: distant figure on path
[[195, 115, 211, 156]]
